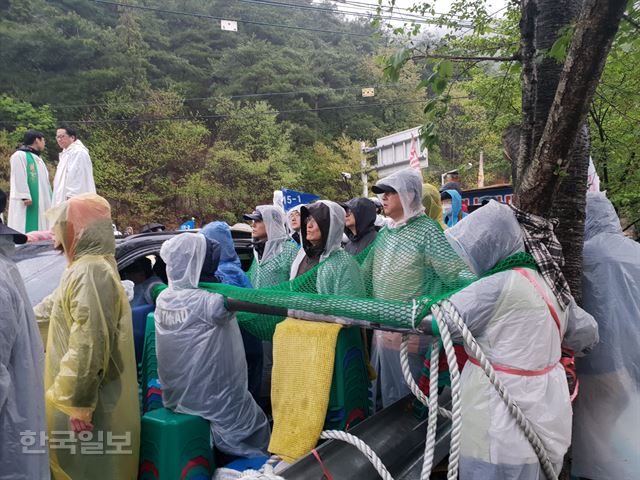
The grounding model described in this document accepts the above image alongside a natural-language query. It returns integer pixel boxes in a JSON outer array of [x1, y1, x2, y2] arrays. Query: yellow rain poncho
[[36, 194, 140, 480], [422, 182, 447, 230]]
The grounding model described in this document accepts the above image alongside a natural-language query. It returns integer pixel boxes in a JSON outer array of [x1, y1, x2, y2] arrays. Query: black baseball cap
[[371, 183, 397, 194], [141, 222, 166, 233], [243, 210, 263, 222]]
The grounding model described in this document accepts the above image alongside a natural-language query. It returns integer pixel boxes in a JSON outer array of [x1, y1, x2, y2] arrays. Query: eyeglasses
[[55, 134, 68, 139]]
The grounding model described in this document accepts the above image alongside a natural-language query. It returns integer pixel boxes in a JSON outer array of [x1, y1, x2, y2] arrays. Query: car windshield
[[13, 242, 67, 307]]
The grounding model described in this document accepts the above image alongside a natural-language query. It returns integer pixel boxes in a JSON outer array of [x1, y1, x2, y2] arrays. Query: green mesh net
[[152, 215, 538, 341]]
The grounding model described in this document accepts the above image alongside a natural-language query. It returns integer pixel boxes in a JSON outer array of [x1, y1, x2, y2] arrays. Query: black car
[[15, 227, 253, 341]]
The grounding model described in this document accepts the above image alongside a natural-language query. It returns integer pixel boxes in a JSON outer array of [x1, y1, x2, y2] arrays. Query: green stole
[[24, 151, 40, 232]]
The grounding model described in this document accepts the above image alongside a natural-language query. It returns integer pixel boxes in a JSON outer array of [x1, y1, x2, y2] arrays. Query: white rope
[[431, 303, 462, 480], [320, 430, 395, 480], [237, 464, 284, 480], [440, 299, 558, 480], [399, 334, 452, 419], [282, 300, 557, 480], [410, 298, 419, 328], [420, 336, 441, 479]]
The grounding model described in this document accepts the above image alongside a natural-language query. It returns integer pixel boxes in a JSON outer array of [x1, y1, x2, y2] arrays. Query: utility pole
[[360, 141, 369, 197], [478, 150, 485, 188]]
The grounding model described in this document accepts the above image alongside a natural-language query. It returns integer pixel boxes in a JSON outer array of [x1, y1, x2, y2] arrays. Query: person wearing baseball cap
[[366, 169, 474, 408]]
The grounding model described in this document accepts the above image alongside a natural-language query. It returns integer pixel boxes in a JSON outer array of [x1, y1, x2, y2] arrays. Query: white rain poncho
[[51, 140, 96, 208], [0, 236, 49, 479], [249, 205, 299, 288], [572, 192, 640, 480], [155, 233, 270, 458], [290, 200, 365, 297], [367, 168, 473, 408], [286, 204, 303, 244], [443, 201, 598, 480]]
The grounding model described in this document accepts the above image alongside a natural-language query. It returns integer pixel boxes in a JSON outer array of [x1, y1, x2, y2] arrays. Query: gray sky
[[331, 0, 510, 33]]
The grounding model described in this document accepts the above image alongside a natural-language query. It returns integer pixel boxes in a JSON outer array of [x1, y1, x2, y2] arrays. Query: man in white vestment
[[52, 125, 96, 207], [8, 130, 52, 233]]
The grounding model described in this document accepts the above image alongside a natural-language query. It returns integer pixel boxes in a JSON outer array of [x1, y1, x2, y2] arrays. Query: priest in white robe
[[52, 125, 96, 207], [8, 130, 52, 233]]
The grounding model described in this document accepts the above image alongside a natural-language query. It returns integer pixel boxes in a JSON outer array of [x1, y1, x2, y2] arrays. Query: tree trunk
[[512, 0, 626, 301]]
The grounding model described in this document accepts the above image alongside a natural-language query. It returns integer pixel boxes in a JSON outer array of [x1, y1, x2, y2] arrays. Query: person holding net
[[155, 233, 271, 459], [245, 205, 299, 288], [364, 168, 475, 409], [244, 205, 299, 412], [289, 200, 366, 295], [440, 200, 598, 479]]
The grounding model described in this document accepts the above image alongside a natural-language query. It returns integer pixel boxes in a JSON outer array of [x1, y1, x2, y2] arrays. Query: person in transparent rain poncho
[[35, 193, 140, 480], [364, 168, 474, 409], [244, 205, 299, 411], [244, 205, 299, 289], [440, 200, 598, 480], [155, 233, 270, 458], [289, 200, 366, 296], [201, 221, 264, 403], [286, 205, 303, 247], [571, 192, 640, 480], [0, 199, 49, 480]]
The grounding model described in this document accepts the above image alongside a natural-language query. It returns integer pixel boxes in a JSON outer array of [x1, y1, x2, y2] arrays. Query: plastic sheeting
[[572, 192, 640, 480], [155, 233, 270, 457], [444, 200, 598, 480], [37, 194, 140, 480], [0, 236, 49, 479]]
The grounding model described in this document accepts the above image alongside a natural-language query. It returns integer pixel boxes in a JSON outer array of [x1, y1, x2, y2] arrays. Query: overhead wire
[[45, 82, 419, 109], [234, 0, 470, 26], [92, 0, 373, 37], [0, 97, 471, 126]]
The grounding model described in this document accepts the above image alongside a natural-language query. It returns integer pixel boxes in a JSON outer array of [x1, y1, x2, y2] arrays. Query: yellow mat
[[268, 318, 342, 462]]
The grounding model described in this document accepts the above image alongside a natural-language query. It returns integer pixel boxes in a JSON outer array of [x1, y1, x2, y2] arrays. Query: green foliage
[[547, 23, 576, 63], [86, 89, 209, 228], [0, 95, 56, 144], [589, 7, 640, 224]]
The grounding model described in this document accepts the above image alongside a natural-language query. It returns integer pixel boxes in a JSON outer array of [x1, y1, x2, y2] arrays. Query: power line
[[46, 82, 418, 109], [234, 0, 469, 27], [2, 98, 473, 126], [93, 0, 373, 37], [335, 0, 463, 21]]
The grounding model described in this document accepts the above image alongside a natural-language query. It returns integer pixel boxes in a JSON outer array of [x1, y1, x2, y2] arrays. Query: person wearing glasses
[[52, 124, 96, 207]]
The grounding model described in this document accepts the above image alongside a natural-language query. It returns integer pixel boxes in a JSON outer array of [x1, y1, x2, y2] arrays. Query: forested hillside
[[0, 0, 636, 229]]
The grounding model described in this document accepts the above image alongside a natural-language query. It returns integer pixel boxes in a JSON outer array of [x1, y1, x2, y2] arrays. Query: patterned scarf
[[509, 204, 573, 309]]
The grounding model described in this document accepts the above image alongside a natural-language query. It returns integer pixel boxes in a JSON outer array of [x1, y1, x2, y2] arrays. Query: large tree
[[384, 0, 629, 300]]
